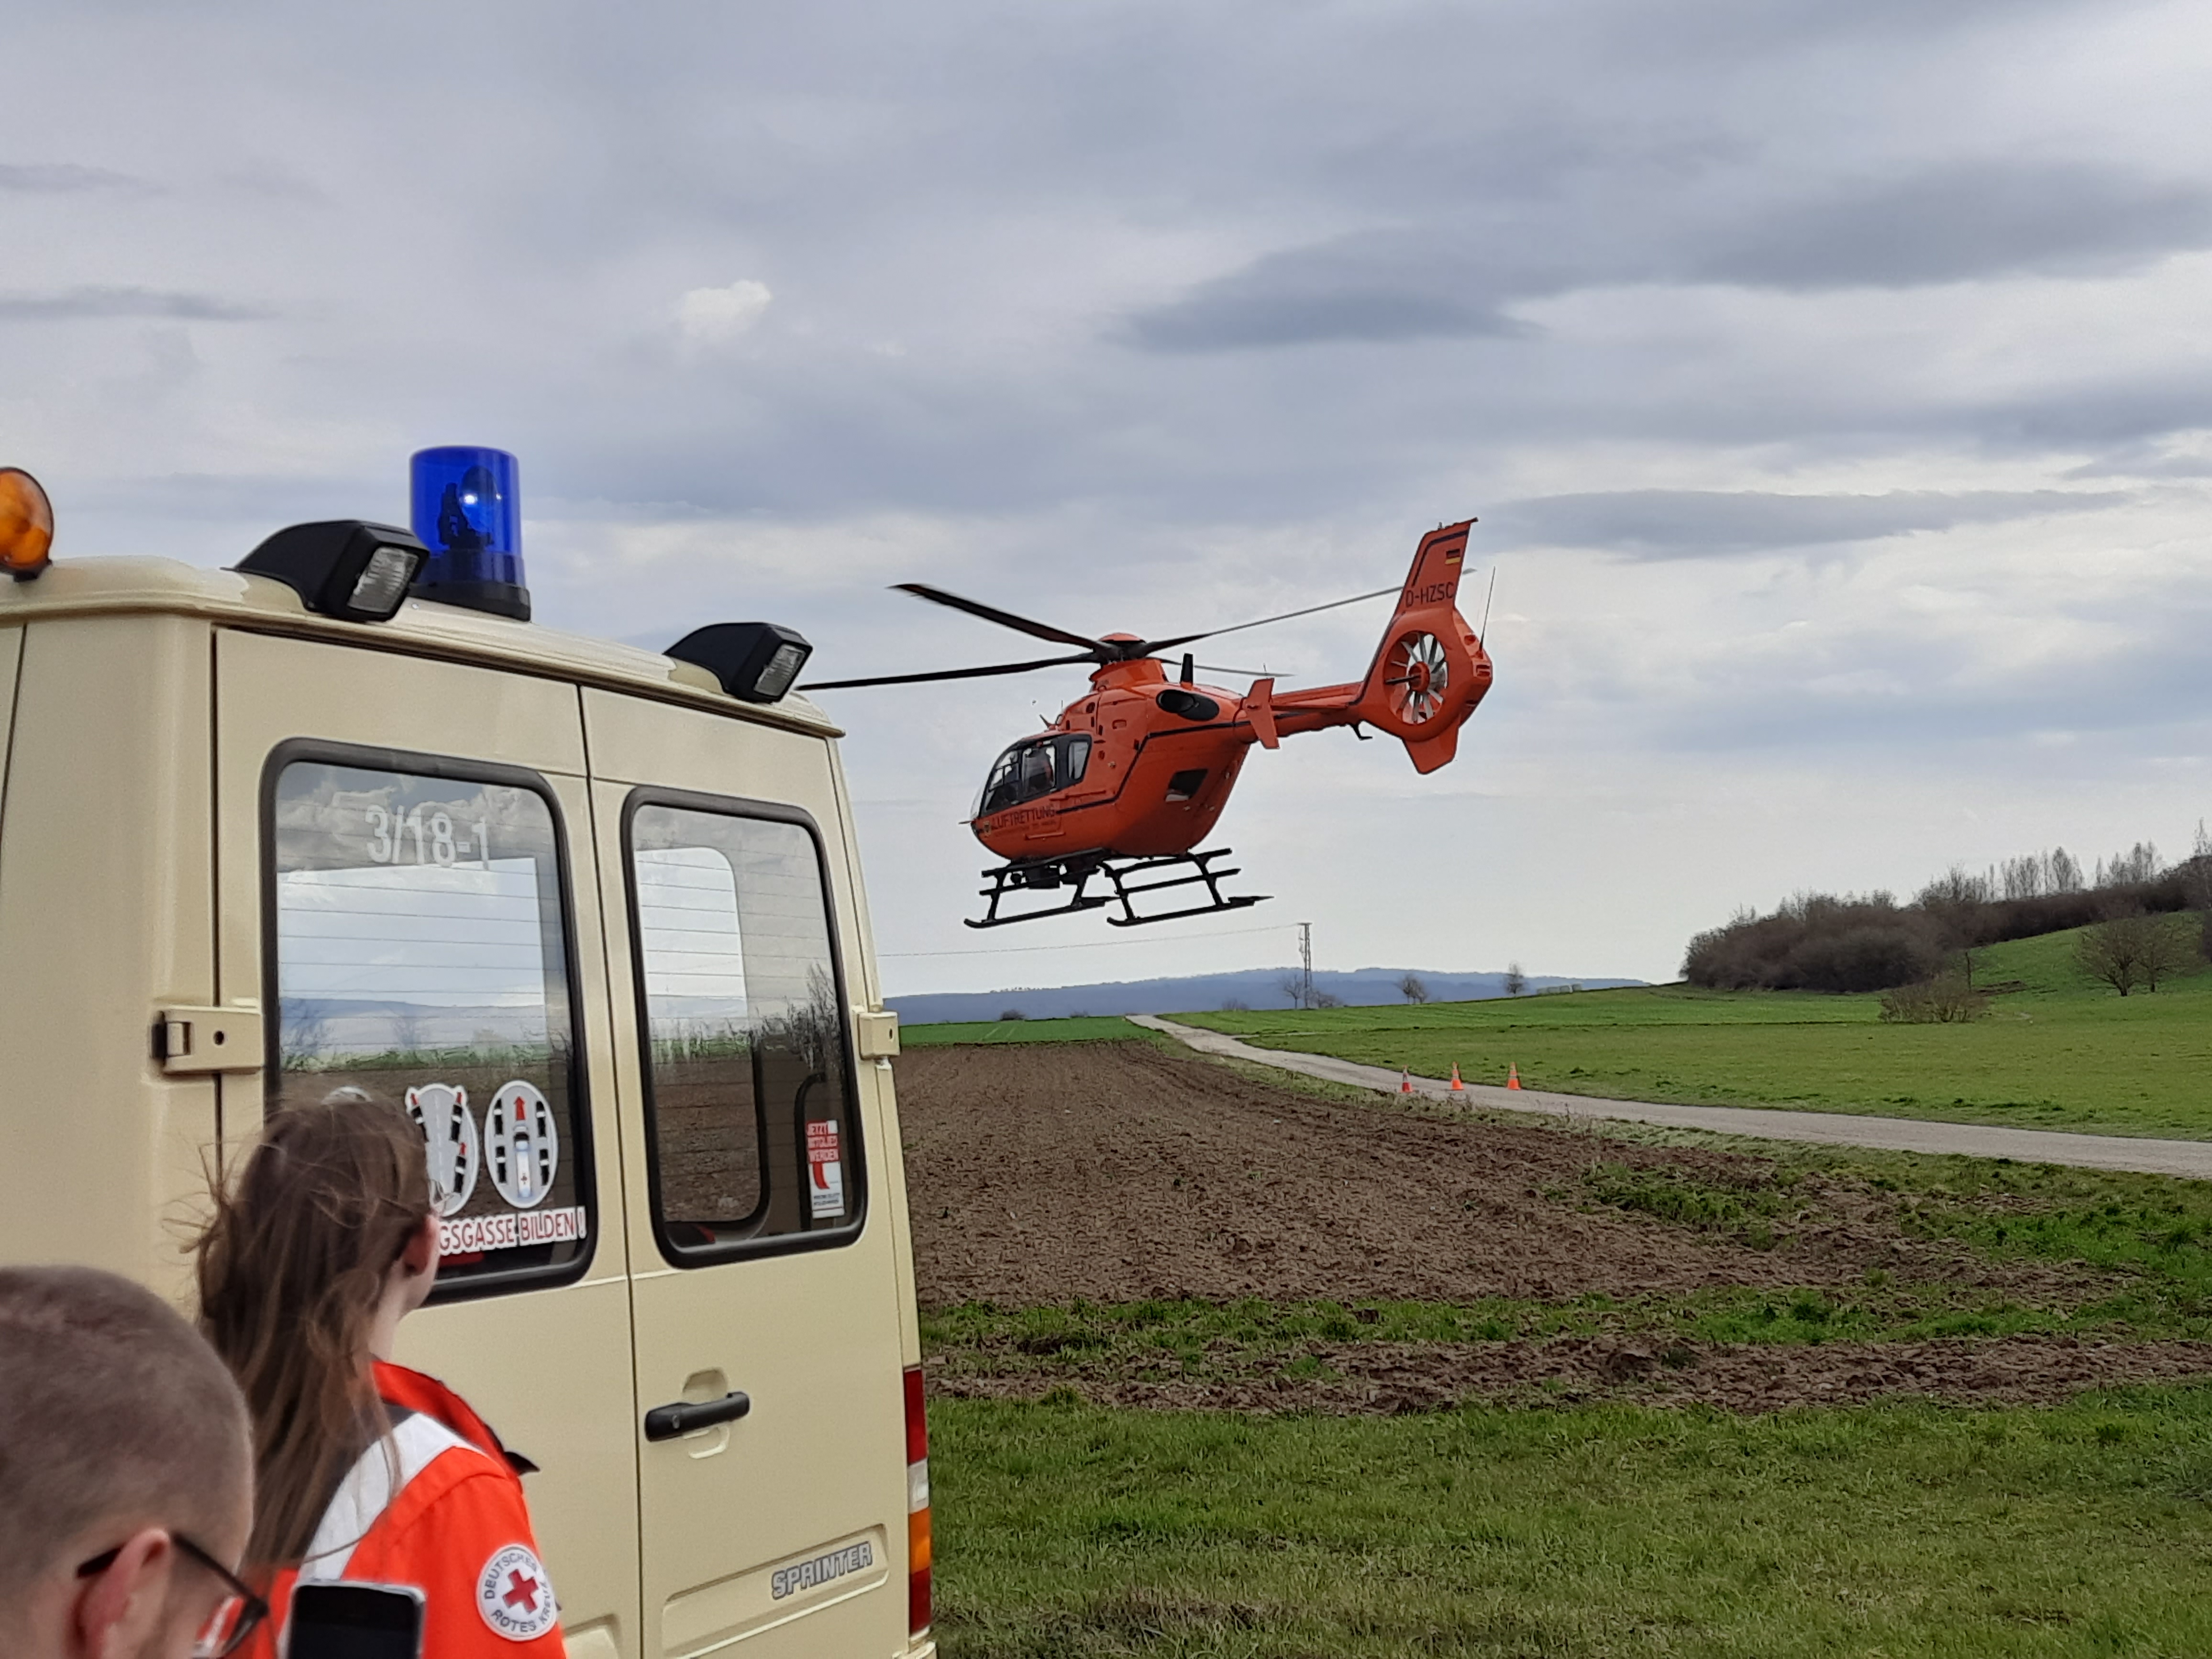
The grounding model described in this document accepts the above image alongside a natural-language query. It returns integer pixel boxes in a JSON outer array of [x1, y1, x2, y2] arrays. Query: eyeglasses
[[77, 1533, 270, 1658]]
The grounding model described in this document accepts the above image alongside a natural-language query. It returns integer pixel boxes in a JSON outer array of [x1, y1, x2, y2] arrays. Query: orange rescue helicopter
[[804, 520, 1493, 926]]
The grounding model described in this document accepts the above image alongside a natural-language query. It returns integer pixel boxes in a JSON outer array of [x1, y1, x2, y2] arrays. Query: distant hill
[[888, 967, 1643, 1026]]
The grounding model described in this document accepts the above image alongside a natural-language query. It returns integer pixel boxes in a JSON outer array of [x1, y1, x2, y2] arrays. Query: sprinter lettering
[[770, 1540, 874, 1600]]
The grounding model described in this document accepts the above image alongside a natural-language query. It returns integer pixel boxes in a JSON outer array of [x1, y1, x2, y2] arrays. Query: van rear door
[[583, 688, 911, 1659], [213, 629, 640, 1659]]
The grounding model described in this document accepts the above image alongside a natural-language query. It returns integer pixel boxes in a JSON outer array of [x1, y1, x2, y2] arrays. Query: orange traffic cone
[[1449, 1063, 1465, 1092], [1400, 1066, 1414, 1094], [1506, 1063, 1522, 1090]]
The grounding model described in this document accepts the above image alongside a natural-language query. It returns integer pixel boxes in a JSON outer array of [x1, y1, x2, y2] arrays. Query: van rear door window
[[626, 797, 861, 1261], [266, 756, 589, 1292]]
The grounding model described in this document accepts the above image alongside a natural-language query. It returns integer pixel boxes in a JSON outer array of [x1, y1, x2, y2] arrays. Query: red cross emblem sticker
[[477, 1544, 557, 1641]]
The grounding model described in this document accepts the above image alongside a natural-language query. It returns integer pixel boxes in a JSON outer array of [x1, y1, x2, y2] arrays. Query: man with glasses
[[0, 1266, 259, 1659]]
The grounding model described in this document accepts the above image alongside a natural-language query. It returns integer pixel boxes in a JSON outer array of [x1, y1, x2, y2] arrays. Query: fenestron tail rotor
[[1383, 632, 1450, 724]]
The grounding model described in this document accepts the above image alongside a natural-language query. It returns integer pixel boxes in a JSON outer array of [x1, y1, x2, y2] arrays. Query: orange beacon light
[[0, 468, 54, 580]]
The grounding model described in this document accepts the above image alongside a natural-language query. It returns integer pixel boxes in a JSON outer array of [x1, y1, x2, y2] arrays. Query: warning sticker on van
[[806, 1121, 844, 1219], [485, 1080, 559, 1210], [407, 1083, 480, 1217], [439, 1205, 587, 1256]]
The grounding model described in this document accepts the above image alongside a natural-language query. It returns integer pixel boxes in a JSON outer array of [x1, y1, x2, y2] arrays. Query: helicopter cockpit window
[[975, 734, 1091, 817]]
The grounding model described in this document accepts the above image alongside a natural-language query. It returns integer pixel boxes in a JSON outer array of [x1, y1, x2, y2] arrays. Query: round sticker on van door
[[486, 1081, 558, 1209], [406, 1084, 479, 1217]]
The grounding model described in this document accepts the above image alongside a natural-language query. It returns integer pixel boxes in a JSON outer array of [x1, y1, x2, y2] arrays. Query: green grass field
[[923, 1141, 2212, 1394], [925, 1128, 2212, 1657], [1175, 927, 2212, 1139], [934, 1387, 2212, 1657], [903, 1014, 1152, 1048], [912, 928, 2212, 1653]]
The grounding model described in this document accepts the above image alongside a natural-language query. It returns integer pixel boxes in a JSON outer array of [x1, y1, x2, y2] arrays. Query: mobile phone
[[285, 1582, 425, 1659]]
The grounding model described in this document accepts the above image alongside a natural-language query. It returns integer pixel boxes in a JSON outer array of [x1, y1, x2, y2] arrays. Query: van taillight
[[904, 1364, 931, 1637]]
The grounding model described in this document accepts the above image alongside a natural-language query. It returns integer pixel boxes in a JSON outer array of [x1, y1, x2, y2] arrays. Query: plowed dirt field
[[896, 1039, 2212, 1411]]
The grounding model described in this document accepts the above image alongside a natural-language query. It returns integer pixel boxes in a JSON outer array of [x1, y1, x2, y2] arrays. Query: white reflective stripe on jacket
[[297, 1411, 478, 1582]]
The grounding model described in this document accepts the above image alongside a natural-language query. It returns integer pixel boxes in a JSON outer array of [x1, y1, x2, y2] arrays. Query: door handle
[[644, 1390, 752, 1442]]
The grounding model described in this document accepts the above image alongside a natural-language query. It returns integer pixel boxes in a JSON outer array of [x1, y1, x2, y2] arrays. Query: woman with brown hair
[[195, 1095, 566, 1657]]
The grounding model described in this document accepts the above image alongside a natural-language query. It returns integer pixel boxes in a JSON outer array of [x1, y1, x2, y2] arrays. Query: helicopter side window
[[1058, 735, 1091, 786], [1017, 743, 1055, 798]]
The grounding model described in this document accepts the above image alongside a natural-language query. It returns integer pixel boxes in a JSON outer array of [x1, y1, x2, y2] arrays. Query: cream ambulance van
[[0, 453, 932, 1659]]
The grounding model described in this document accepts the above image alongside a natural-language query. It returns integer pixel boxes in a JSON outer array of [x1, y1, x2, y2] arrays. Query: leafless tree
[[280, 1000, 330, 1072], [1916, 865, 1995, 952], [1917, 865, 1993, 907], [2076, 916, 2142, 995], [1220, 997, 1250, 1012], [1395, 973, 1430, 1004], [1503, 963, 1526, 997], [1313, 990, 1344, 1008], [1878, 974, 1991, 1024], [2075, 912, 2177, 995], [2140, 914, 2196, 992], [2191, 820, 2212, 959], [1276, 972, 1308, 1010], [2094, 842, 2161, 889]]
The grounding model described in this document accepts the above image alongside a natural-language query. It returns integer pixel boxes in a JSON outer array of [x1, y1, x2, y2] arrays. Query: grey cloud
[[75, 472, 383, 523], [1122, 278, 1518, 353], [1117, 233, 1545, 353], [1121, 158, 2212, 360], [0, 162, 153, 194], [0, 287, 271, 321], [1490, 489, 2132, 559], [0, 0, 2190, 988], [1971, 377, 2212, 449], [1694, 163, 2212, 290], [1662, 615, 2212, 757]]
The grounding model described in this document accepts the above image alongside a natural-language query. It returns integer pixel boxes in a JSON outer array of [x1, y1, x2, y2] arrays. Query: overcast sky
[[7, 0, 2210, 995]]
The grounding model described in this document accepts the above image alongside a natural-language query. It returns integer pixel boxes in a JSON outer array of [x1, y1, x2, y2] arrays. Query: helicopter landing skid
[[966, 847, 1268, 929]]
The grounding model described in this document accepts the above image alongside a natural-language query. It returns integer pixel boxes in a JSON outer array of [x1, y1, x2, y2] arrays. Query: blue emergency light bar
[[409, 445, 530, 620]]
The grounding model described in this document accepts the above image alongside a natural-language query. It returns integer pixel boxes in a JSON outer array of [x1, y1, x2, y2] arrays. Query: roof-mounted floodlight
[[666, 622, 814, 704], [236, 520, 429, 622], [0, 467, 54, 581], [409, 444, 530, 621]]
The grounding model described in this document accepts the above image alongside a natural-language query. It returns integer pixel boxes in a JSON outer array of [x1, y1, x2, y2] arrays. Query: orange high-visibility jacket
[[248, 1360, 566, 1657]]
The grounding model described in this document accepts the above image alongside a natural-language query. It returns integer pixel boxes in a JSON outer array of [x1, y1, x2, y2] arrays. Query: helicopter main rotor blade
[[1148, 659, 1289, 678], [801, 650, 1102, 692], [1140, 585, 1398, 654], [892, 583, 1106, 654]]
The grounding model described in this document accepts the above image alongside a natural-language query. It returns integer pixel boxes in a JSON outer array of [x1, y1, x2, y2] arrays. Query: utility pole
[[1299, 921, 1314, 1012]]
